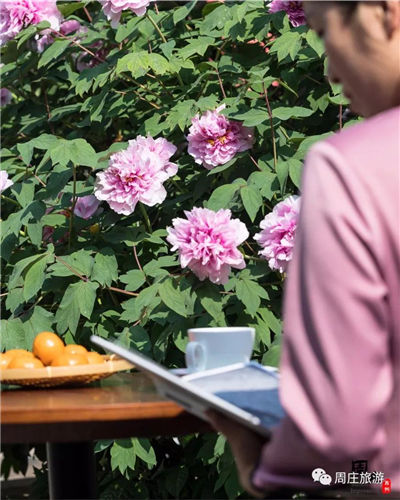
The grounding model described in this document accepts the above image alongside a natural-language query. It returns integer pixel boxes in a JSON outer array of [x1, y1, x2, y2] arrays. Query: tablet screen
[[184, 364, 285, 428]]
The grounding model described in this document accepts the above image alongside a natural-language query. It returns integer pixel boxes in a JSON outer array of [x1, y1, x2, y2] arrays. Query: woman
[[208, 1, 400, 498]]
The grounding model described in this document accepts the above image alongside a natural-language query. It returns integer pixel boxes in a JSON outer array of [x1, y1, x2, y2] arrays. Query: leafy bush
[[1, 1, 358, 497]]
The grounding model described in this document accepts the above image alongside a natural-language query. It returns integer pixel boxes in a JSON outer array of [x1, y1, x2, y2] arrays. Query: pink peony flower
[[60, 19, 82, 35], [254, 195, 300, 273], [187, 105, 254, 170], [0, 170, 13, 192], [0, 88, 12, 106], [268, 0, 306, 28], [94, 135, 178, 216], [98, 0, 151, 28], [0, 0, 62, 46], [73, 195, 101, 219], [166, 207, 249, 285]]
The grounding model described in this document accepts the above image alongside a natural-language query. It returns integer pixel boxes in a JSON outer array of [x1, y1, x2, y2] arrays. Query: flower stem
[[139, 203, 152, 233], [1, 194, 19, 206], [68, 164, 77, 250], [145, 11, 185, 88], [215, 66, 227, 99], [262, 82, 277, 171], [243, 254, 265, 263], [146, 12, 167, 43]]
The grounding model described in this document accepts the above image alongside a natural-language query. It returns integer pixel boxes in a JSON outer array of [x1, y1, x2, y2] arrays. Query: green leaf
[[247, 171, 276, 200], [206, 184, 240, 211], [258, 308, 282, 335], [0, 319, 27, 350], [236, 278, 268, 316], [56, 281, 98, 334], [206, 154, 243, 176], [270, 31, 302, 61], [159, 40, 176, 60], [158, 279, 187, 317], [49, 104, 82, 123], [26, 221, 43, 248], [165, 465, 189, 498], [91, 248, 118, 286], [115, 17, 140, 42], [196, 284, 226, 325], [306, 29, 325, 58], [224, 469, 242, 499], [17, 141, 34, 165], [276, 161, 289, 191], [116, 51, 149, 77], [328, 94, 349, 106], [5, 287, 24, 314], [173, 1, 197, 24], [49, 140, 72, 166], [30, 133, 58, 150], [147, 53, 170, 75], [20, 306, 54, 351], [23, 252, 53, 301], [229, 109, 268, 127], [15, 26, 35, 48], [262, 336, 281, 367], [119, 326, 151, 354], [240, 186, 263, 222], [295, 132, 332, 159], [132, 438, 156, 468], [288, 158, 303, 188], [64, 249, 94, 277], [165, 100, 195, 132], [180, 37, 214, 59], [9, 252, 49, 290], [57, 1, 84, 17], [119, 269, 146, 292], [272, 106, 314, 120], [11, 181, 35, 207], [50, 139, 97, 168], [75, 63, 111, 97], [110, 439, 136, 475], [38, 39, 71, 68]]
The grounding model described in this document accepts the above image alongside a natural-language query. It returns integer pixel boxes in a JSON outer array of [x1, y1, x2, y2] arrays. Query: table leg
[[46, 441, 97, 500]]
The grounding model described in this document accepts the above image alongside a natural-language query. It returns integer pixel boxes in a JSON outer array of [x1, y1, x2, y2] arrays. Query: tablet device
[[91, 335, 285, 437]]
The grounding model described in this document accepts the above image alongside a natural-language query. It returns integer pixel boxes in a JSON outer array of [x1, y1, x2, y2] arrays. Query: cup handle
[[185, 342, 206, 371]]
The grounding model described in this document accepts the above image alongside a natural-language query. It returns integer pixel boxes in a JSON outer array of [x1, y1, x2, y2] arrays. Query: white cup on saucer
[[185, 327, 255, 372]]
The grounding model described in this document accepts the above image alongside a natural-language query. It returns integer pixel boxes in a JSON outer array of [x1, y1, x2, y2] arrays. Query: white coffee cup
[[185, 327, 255, 372]]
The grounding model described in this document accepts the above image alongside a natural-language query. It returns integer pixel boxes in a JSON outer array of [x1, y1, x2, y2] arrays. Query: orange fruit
[[86, 352, 105, 364], [0, 353, 11, 369], [8, 356, 44, 369], [51, 353, 88, 367], [33, 332, 64, 365], [64, 344, 88, 356], [3, 349, 34, 361]]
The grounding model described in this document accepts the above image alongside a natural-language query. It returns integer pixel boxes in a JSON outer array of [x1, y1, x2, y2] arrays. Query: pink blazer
[[253, 105, 400, 494]]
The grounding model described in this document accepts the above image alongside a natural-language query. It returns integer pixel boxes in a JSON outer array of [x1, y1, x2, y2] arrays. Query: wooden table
[[1, 372, 211, 499]]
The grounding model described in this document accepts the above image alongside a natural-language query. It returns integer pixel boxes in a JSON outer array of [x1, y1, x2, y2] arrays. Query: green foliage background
[[1, 1, 359, 497]]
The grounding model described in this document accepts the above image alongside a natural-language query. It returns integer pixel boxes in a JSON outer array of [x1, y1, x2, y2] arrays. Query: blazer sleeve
[[252, 142, 393, 491]]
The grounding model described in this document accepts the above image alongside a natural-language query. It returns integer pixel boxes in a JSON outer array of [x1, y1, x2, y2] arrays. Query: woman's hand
[[206, 410, 268, 498]]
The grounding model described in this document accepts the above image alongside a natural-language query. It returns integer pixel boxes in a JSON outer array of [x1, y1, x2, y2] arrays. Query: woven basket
[[0, 355, 133, 388]]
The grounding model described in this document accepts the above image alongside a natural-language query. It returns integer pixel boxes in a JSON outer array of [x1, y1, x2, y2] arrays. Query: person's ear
[[383, 0, 400, 38]]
